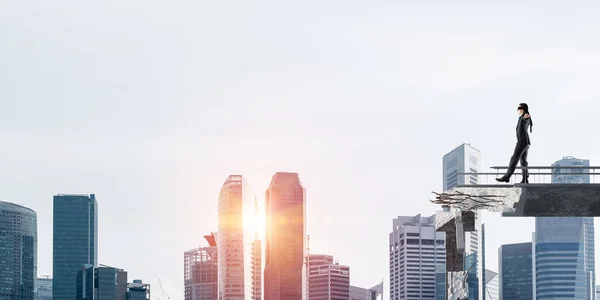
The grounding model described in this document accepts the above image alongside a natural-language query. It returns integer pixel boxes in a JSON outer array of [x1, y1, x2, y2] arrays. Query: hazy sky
[[3, 1, 600, 298]]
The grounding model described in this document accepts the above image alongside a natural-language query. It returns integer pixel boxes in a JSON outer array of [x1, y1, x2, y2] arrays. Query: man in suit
[[496, 103, 533, 183]]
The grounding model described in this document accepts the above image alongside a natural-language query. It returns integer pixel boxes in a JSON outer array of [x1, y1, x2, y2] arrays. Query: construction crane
[[158, 279, 170, 300]]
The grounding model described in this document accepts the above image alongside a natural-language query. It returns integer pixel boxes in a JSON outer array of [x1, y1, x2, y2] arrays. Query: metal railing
[[457, 166, 600, 185]]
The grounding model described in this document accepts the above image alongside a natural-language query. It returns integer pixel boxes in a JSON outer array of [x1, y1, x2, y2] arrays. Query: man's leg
[[519, 145, 530, 183], [503, 144, 523, 179]]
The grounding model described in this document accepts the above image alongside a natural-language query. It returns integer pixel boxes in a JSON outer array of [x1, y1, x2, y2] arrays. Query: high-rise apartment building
[[217, 175, 262, 299], [0, 201, 37, 300], [442, 143, 485, 297], [389, 214, 446, 300], [307, 254, 350, 300], [36, 276, 53, 300], [76, 265, 127, 300], [264, 172, 306, 300], [498, 242, 533, 300], [184, 233, 218, 300], [534, 156, 595, 299]]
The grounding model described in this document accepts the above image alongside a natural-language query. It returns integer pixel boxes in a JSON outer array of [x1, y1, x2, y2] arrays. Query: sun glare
[[243, 195, 266, 241]]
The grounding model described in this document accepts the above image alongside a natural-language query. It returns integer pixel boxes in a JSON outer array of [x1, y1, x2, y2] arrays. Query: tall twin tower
[[217, 172, 306, 300]]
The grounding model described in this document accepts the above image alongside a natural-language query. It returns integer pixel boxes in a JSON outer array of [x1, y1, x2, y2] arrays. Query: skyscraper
[[534, 156, 595, 299], [217, 175, 262, 299], [0, 201, 37, 300], [251, 239, 262, 300], [435, 264, 445, 300], [389, 214, 446, 300], [264, 172, 306, 300], [307, 254, 350, 300], [465, 253, 479, 299], [53, 194, 98, 300], [442, 143, 481, 190], [499, 242, 533, 300], [442, 143, 481, 254], [442, 143, 485, 297], [535, 217, 594, 299], [551, 156, 591, 184], [184, 233, 218, 300]]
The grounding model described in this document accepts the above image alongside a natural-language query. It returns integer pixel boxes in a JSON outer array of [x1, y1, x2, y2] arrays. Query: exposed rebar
[[430, 191, 506, 211]]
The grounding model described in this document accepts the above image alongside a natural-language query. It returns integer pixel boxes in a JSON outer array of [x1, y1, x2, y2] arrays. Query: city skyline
[[6, 1, 600, 297], [4, 164, 600, 298]]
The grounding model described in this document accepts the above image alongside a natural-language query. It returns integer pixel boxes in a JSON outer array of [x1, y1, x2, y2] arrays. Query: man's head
[[518, 103, 529, 115]]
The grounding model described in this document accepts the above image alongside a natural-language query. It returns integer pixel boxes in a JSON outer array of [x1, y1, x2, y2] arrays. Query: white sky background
[[3, 0, 600, 297]]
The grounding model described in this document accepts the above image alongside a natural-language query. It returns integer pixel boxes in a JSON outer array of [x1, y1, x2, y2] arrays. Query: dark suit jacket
[[516, 114, 531, 145]]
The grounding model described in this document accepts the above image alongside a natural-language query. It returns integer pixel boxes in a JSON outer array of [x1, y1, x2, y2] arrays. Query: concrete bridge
[[433, 165, 600, 299]]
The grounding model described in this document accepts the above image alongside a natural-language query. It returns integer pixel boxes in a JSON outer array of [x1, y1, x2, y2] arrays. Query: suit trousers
[[504, 143, 530, 179]]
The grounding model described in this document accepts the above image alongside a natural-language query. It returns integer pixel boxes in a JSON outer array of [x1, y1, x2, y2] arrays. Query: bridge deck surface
[[442, 184, 600, 217]]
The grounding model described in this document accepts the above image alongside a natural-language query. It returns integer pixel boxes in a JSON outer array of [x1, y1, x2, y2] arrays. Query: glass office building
[[76, 265, 127, 300], [462, 224, 487, 300], [535, 218, 594, 299], [0, 201, 37, 300], [465, 253, 479, 299], [499, 243, 533, 300], [53, 194, 98, 300], [264, 172, 306, 300], [217, 175, 263, 299], [534, 156, 595, 299], [36, 276, 53, 300], [127, 280, 150, 300], [435, 264, 446, 300]]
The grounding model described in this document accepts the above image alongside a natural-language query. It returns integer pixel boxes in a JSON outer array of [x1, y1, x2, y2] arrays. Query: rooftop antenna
[[254, 196, 259, 240]]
